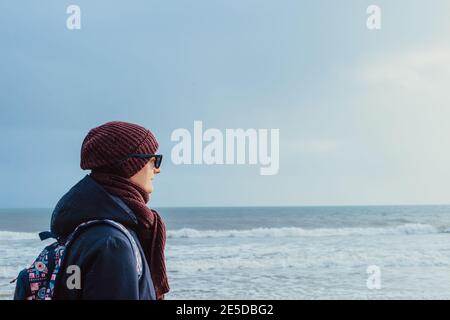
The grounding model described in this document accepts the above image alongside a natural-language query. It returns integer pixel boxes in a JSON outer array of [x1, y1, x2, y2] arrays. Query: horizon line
[[2, 203, 450, 210]]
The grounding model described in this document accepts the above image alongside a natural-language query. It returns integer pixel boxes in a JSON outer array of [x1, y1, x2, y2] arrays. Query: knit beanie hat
[[80, 121, 159, 178]]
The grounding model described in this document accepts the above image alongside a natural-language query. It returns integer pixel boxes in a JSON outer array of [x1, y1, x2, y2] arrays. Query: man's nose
[[154, 167, 161, 174]]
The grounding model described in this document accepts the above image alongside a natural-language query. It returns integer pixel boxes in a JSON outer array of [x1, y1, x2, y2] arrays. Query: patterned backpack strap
[[65, 219, 143, 279]]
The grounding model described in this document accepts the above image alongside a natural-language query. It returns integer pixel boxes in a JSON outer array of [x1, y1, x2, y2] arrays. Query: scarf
[[90, 172, 170, 300]]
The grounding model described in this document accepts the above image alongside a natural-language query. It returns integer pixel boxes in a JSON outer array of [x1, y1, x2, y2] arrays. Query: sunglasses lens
[[155, 155, 162, 168]]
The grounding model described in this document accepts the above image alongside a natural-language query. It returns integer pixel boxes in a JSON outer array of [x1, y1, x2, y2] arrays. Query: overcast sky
[[1, 0, 450, 208]]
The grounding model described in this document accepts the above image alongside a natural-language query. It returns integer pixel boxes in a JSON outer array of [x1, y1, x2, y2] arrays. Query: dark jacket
[[51, 175, 156, 300]]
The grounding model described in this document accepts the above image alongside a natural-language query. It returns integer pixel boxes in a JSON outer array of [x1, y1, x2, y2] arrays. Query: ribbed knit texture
[[80, 121, 169, 299], [80, 121, 159, 178]]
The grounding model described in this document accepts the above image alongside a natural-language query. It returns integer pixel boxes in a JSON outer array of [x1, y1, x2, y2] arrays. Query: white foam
[[0, 223, 438, 241], [167, 224, 439, 239], [0, 231, 38, 241]]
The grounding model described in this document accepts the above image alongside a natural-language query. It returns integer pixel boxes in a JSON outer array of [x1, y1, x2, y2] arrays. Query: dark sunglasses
[[127, 154, 163, 169]]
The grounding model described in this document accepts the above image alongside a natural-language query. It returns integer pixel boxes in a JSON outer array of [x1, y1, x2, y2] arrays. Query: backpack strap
[[64, 219, 143, 279], [38, 231, 58, 241]]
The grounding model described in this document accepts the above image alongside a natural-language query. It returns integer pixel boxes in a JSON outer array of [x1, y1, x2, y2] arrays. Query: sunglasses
[[127, 154, 163, 169]]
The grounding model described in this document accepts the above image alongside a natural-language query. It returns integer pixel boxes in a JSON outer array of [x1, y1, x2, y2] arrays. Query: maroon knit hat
[[80, 121, 159, 178]]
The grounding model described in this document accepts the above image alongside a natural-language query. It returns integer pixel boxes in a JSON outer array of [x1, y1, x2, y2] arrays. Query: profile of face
[[128, 157, 161, 193]]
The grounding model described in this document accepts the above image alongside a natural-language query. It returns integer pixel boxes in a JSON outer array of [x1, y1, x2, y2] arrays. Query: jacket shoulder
[[57, 224, 142, 300], [67, 224, 137, 264]]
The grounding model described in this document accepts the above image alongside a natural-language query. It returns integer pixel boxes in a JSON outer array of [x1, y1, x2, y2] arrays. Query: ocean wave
[[0, 223, 441, 241], [0, 231, 38, 240], [167, 224, 440, 239]]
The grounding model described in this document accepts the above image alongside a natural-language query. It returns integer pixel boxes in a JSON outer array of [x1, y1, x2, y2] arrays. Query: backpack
[[12, 219, 143, 300]]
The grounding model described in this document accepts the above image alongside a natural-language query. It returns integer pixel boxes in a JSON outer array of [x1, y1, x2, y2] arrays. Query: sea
[[2, 205, 450, 300]]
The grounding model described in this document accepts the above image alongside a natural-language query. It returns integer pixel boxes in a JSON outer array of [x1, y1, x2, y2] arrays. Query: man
[[51, 121, 169, 299]]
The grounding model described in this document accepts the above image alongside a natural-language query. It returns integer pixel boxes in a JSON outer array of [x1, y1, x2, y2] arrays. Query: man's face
[[129, 158, 161, 193]]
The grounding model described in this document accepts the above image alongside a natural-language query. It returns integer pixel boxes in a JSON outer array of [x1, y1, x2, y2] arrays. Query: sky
[[1, 0, 450, 208]]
